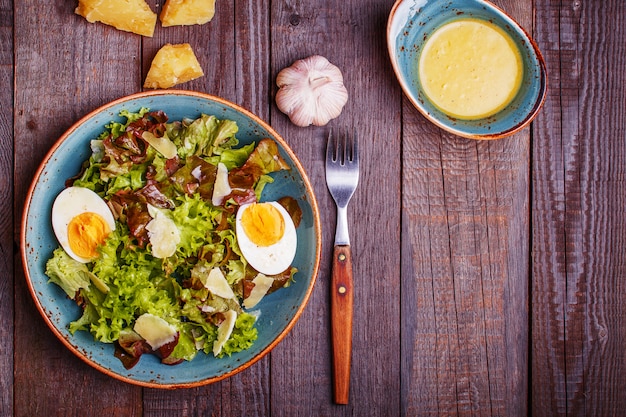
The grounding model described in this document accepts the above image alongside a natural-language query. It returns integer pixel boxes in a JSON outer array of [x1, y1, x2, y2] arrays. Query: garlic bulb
[[275, 55, 348, 127]]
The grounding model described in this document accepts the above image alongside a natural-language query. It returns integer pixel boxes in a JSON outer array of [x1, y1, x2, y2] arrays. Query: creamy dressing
[[418, 18, 523, 119]]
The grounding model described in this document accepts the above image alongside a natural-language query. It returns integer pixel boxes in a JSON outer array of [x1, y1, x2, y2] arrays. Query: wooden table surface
[[2, 0, 626, 415]]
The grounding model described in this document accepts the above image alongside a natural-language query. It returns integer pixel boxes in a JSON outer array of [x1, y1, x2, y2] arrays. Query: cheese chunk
[[144, 43, 205, 89], [75, 0, 157, 37], [160, 0, 216, 27]]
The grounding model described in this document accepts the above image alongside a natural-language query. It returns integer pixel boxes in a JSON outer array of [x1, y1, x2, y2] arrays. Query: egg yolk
[[241, 203, 285, 247], [67, 212, 112, 260]]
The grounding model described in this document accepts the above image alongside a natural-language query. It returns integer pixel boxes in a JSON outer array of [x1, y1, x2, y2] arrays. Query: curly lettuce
[[45, 248, 91, 298]]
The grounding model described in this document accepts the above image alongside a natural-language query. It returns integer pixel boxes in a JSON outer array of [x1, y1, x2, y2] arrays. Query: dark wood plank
[[532, 0, 626, 415], [0, 0, 13, 415], [401, 0, 532, 414], [270, 0, 402, 414], [402, 120, 530, 416], [13, 2, 143, 415], [530, 0, 568, 412]]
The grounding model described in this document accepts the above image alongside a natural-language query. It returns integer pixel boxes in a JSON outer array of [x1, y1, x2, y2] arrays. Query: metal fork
[[325, 130, 359, 405]]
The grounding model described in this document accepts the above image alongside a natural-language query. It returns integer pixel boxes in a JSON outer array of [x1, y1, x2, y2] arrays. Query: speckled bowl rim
[[20, 90, 322, 389], [387, 0, 547, 139]]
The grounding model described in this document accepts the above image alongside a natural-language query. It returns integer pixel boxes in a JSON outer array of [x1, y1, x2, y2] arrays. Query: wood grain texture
[[401, 0, 532, 413], [330, 245, 354, 404], [401, 113, 530, 416], [532, 0, 626, 415], [0, 0, 13, 415]]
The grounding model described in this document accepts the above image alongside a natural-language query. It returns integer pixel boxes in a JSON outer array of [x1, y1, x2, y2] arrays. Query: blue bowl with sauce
[[387, 0, 547, 139]]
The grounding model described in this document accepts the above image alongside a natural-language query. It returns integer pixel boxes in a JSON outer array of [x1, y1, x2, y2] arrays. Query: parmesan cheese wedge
[[75, 0, 157, 37], [213, 309, 237, 356], [243, 274, 274, 309], [144, 43, 204, 89], [160, 0, 216, 27], [134, 313, 177, 350], [211, 162, 232, 206], [142, 131, 178, 159], [201, 267, 235, 299], [146, 205, 180, 258]]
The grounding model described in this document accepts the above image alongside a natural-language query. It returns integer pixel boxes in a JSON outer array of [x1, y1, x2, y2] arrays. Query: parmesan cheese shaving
[[146, 205, 181, 258], [202, 267, 235, 299], [134, 313, 177, 350], [211, 162, 232, 206], [213, 310, 237, 356], [243, 273, 274, 309]]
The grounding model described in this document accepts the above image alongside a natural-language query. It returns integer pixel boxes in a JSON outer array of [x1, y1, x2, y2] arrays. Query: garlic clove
[[276, 55, 348, 127]]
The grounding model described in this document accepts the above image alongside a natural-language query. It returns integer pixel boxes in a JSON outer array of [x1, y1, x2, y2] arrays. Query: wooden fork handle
[[331, 244, 353, 405]]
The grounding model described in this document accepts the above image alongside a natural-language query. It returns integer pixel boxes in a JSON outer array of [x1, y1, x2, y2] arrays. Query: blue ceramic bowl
[[387, 0, 547, 139], [21, 90, 321, 388]]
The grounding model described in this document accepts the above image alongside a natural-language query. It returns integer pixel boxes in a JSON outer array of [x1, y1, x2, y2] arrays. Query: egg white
[[235, 201, 297, 276], [51, 186, 116, 263]]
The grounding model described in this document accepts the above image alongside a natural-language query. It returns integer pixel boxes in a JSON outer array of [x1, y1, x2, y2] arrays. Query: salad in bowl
[[21, 91, 321, 388]]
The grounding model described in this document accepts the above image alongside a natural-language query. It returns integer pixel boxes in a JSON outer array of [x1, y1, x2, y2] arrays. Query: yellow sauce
[[418, 18, 523, 119]]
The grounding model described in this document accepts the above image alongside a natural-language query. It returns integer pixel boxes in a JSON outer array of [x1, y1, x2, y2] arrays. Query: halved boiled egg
[[235, 201, 297, 276], [51, 186, 116, 263]]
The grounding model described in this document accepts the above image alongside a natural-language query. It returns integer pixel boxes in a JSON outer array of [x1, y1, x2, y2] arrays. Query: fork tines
[[327, 130, 358, 165]]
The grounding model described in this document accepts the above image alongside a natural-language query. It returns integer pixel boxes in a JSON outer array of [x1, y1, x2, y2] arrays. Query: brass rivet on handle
[[338, 253, 346, 262], [338, 286, 347, 294]]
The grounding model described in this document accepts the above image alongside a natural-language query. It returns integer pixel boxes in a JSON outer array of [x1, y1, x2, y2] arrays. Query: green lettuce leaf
[[172, 115, 239, 159], [219, 142, 255, 170], [219, 312, 258, 357], [45, 248, 91, 298]]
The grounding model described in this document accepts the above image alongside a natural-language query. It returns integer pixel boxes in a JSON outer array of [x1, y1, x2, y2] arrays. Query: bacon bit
[[278, 196, 302, 228]]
